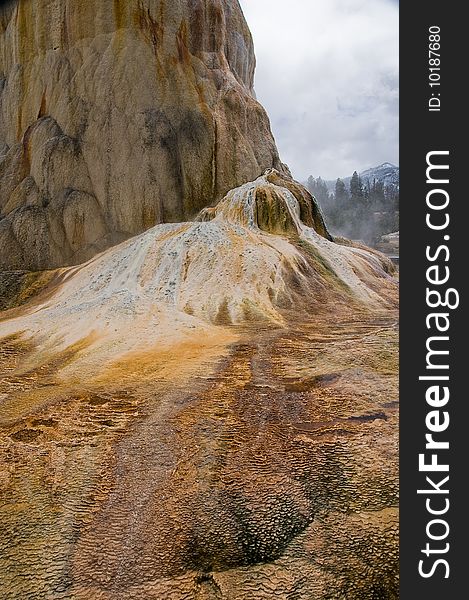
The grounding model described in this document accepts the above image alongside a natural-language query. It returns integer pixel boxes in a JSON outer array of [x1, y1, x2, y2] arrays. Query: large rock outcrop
[[0, 0, 284, 270]]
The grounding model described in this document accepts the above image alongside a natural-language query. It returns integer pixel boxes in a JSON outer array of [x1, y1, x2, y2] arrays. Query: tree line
[[306, 171, 399, 244]]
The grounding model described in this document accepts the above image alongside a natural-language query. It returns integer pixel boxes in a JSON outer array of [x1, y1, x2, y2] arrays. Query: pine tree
[[350, 171, 364, 203], [373, 179, 385, 208], [363, 180, 371, 205], [335, 178, 348, 206]]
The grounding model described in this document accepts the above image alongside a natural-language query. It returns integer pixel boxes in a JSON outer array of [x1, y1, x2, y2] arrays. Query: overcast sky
[[238, 0, 399, 181]]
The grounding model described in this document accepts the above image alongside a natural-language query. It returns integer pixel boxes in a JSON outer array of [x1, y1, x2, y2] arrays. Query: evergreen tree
[[371, 179, 385, 208], [350, 171, 361, 202], [363, 180, 371, 205], [335, 178, 348, 206]]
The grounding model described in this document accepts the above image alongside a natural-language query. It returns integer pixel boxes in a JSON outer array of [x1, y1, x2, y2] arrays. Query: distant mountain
[[359, 163, 399, 187], [324, 163, 399, 192]]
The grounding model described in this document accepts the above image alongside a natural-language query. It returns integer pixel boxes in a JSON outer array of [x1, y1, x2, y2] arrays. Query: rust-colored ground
[[0, 300, 398, 599]]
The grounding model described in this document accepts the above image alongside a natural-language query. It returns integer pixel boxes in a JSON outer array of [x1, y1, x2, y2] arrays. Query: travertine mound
[[0, 171, 396, 374], [0, 0, 284, 270], [0, 173, 398, 599]]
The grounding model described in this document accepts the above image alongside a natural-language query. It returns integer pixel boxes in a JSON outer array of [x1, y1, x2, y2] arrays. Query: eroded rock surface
[[0, 0, 284, 270]]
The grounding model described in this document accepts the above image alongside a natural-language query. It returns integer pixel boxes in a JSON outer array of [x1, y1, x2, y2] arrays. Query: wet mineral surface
[[0, 309, 398, 599]]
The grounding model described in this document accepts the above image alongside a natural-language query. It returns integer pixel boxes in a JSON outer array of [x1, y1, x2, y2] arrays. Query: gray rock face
[[0, 0, 284, 270]]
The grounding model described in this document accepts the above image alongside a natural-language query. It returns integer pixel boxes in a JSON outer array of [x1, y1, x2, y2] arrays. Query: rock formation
[[0, 0, 284, 270], [0, 170, 395, 372], [0, 172, 398, 598]]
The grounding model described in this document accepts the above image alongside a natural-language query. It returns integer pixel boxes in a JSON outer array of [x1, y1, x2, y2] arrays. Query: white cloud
[[238, 0, 399, 180]]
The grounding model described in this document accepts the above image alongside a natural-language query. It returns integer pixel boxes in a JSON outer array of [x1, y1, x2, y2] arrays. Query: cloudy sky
[[238, 0, 399, 181]]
